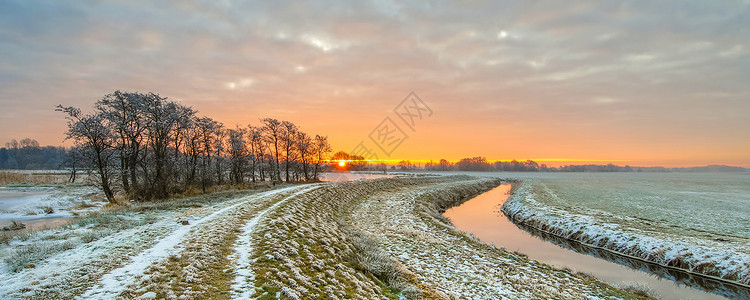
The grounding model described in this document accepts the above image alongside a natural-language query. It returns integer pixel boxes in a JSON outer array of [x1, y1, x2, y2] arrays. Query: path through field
[[0, 177, 645, 299], [80, 185, 314, 299], [0, 185, 311, 299], [230, 185, 320, 298]]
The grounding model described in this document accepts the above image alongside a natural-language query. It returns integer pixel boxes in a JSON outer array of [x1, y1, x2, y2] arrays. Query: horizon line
[[332, 158, 750, 168]]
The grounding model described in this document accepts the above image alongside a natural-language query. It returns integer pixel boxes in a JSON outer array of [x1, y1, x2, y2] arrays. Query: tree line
[[424, 157, 747, 173], [0, 138, 68, 170], [426, 157, 630, 172], [58, 90, 332, 203], [425, 157, 642, 172], [425, 157, 548, 172]]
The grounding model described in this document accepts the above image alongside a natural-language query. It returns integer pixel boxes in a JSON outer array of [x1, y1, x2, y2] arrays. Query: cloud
[[0, 0, 748, 165]]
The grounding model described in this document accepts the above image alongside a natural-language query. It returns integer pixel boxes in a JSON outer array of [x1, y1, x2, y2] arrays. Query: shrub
[[73, 200, 98, 209], [5, 240, 77, 272], [2, 220, 26, 231], [79, 230, 104, 243]]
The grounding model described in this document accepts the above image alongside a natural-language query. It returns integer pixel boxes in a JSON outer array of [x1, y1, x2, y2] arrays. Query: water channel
[[443, 184, 747, 299]]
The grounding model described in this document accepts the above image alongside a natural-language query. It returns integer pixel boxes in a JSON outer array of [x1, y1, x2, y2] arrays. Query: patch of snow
[[78, 186, 305, 299], [230, 185, 320, 298], [0, 214, 175, 298]]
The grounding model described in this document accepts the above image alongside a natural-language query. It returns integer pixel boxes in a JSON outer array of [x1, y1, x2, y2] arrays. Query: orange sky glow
[[1, 1, 749, 168]]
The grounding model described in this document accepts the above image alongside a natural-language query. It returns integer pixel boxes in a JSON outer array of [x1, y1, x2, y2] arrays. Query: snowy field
[[0, 175, 652, 299], [501, 172, 750, 286]]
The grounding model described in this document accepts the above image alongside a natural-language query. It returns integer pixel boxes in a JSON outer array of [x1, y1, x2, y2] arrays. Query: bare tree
[[19, 138, 39, 148], [247, 125, 264, 182], [142, 94, 183, 199], [312, 135, 332, 180], [62, 146, 85, 183], [261, 118, 282, 183], [213, 125, 227, 185], [227, 126, 248, 185], [280, 121, 298, 182], [95, 91, 147, 197], [171, 104, 197, 186], [58, 90, 336, 200], [296, 131, 313, 181], [196, 116, 220, 192], [56, 105, 117, 203], [5, 139, 19, 150], [183, 117, 201, 187]]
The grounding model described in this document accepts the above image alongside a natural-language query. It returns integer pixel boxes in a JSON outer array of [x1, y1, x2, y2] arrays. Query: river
[[443, 184, 744, 300]]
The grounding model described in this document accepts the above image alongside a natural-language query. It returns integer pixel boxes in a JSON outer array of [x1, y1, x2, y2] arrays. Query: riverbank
[[501, 179, 750, 289], [342, 176, 645, 299]]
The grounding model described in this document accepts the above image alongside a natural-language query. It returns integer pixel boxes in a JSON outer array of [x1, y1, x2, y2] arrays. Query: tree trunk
[[94, 148, 115, 204]]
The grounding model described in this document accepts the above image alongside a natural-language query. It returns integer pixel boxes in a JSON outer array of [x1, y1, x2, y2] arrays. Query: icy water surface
[[0, 190, 49, 211], [0, 187, 82, 229], [444, 185, 740, 300]]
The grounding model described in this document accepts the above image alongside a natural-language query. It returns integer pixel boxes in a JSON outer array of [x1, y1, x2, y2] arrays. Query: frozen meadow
[[501, 172, 750, 288], [0, 175, 653, 299]]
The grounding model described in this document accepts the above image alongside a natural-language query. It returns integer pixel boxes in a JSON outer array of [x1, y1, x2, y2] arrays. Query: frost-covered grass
[[230, 185, 321, 299], [0, 175, 665, 299], [502, 173, 750, 285], [1, 190, 249, 277], [528, 172, 750, 240], [81, 187, 300, 299], [4, 239, 77, 272], [249, 176, 480, 299], [0, 186, 265, 299], [347, 178, 648, 299], [616, 283, 659, 299], [251, 175, 646, 299], [112, 185, 312, 299]]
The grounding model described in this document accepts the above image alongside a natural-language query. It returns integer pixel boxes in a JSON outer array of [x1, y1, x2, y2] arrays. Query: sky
[[1, 0, 749, 167]]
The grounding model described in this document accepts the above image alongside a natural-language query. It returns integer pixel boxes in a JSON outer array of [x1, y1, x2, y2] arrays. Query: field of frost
[[0, 185, 299, 299], [0, 174, 655, 299], [501, 172, 750, 287]]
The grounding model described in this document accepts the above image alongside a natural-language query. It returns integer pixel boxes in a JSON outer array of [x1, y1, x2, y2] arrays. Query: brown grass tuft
[[0, 171, 74, 185]]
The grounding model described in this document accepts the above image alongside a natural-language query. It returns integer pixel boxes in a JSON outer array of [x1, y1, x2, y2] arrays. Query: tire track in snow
[[230, 185, 321, 299], [78, 185, 306, 299]]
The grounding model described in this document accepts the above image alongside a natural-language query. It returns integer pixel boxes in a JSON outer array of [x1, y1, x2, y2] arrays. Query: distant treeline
[[57, 90, 333, 203], [421, 157, 747, 173], [0, 138, 68, 170], [422, 157, 546, 172]]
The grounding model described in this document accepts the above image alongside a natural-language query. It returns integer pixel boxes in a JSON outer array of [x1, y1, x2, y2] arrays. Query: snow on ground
[[0, 185, 299, 299], [318, 171, 395, 182], [249, 175, 639, 299], [502, 179, 750, 286], [230, 185, 321, 298], [80, 185, 310, 299], [112, 184, 322, 299], [0, 176, 653, 299], [347, 179, 632, 299], [0, 210, 176, 298]]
